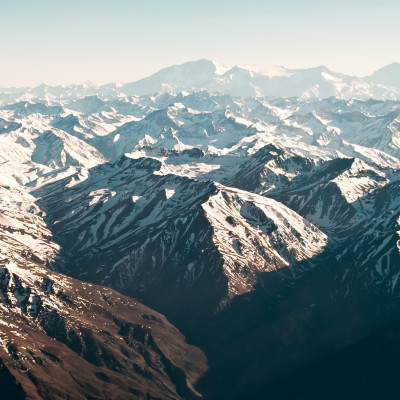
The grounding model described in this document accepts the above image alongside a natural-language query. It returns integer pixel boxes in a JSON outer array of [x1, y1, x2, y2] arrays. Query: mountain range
[[1, 60, 400, 102], [1, 61, 400, 399]]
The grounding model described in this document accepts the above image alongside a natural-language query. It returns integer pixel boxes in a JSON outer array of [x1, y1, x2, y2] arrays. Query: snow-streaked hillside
[[0, 174, 206, 399], [32, 156, 327, 320]]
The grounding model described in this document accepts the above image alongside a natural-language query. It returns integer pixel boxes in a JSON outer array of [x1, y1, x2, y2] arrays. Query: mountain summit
[[366, 61, 400, 91]]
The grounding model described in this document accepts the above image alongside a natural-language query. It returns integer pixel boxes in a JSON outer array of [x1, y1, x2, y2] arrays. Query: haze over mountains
[[1, 59, 400, 102], [1, 60, 400, 399]]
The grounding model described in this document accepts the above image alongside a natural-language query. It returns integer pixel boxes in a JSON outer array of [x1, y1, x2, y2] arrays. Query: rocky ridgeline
[[0, 260, 206, 399], [0, 266, 69, 337]]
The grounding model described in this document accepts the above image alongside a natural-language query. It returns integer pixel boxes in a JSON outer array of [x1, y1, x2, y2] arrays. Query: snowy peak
[[203, 185, 328, 284], [31, 129, 106, 169], [367, 62, 400, 91], [229, 64, 294, 78], [331, 158, 388, 203], [266, 155, 393, 237], [0, 101, 63, 117], [227, 144, 317, 195], [65, 95, 107, 114], [121, 59, 223, 96]]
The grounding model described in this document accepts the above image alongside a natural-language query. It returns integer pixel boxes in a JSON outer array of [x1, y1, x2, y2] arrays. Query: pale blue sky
[[1, 0, 399, 86]]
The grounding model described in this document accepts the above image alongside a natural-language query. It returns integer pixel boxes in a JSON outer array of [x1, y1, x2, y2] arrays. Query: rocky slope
[[0, 180, 207, 400]]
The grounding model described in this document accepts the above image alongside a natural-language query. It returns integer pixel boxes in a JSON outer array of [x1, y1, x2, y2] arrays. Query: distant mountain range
[[1, 59, 400, 102]]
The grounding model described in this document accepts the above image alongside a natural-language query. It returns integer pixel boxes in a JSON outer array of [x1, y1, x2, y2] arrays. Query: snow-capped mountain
[[121, 60, 400, 100]]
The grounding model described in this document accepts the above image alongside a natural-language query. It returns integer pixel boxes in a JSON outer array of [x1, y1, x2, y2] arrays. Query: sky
[[1, 0, 399, 86]]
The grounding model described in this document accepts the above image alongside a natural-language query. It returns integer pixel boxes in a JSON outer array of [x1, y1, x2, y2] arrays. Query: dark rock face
[[181, 148, 205, 158], [0, 267, 11, 306], [0, 118, 22, 134], [0, 357, 26, 400], [11, 274, 31, 313], [38, 307, 67, 342], [29, 294, 42, 317], [41, 277, 54, 294]]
